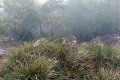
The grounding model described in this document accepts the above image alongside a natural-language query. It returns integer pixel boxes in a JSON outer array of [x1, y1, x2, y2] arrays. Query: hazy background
[[0, 0, 120, 42]]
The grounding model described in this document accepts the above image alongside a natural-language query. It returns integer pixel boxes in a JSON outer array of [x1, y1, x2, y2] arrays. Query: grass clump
[[0, 40, 70, 80], [2, 57, 53, 80], [65, 42, 120, 79], [1, 40, 120, 80], [98, 68, 120, 80], [0, 42, 57, 80]]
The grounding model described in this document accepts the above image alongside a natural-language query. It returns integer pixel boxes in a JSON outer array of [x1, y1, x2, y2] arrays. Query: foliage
[[65, 0, 118, 41], [0, 0, 119, 41], [1, 0, 120, 79], [2, 0, 42, 41]]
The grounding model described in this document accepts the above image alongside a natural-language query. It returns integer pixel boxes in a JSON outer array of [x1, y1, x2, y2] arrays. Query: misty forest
[[0, 0, 120, 80]]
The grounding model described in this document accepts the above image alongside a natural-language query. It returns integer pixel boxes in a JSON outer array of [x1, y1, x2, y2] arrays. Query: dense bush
[[0, 0, 119, 42], [65, 0, 118, 41]]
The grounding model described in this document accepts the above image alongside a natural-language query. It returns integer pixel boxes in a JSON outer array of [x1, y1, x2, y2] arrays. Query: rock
[[0, 37, 15, 44], [0, 48, 9, 58], [62, 36, 77, 53], [91, 34, 119, 45], [33, 38, 48, 47], [63, 36, 77, 45]]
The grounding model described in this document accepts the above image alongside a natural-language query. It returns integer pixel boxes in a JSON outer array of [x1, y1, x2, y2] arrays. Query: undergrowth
[[1, 40, 120, 80]]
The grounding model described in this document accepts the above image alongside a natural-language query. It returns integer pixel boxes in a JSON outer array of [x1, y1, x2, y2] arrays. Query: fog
[[1, 0, 120, 79], [0, 0, 120, 42]]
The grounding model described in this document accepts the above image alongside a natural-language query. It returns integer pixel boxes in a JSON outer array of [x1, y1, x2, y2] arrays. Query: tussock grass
[[98, 68, 120, 80], [0, 42, 57, 80], [61, 42, 120, 79], [1, 41, 120, 80]]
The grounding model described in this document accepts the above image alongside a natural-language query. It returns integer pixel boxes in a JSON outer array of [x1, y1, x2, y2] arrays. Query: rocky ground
[[0, 48, 9, 58], [91, 34, 120, 45]]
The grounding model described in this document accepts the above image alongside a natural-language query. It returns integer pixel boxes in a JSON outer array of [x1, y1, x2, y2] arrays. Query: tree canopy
[[0, 0, 119, 41]]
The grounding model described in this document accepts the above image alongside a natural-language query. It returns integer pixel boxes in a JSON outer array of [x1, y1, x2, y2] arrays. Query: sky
[[0, 0, 47, 11], [0, 0, 47, 5], [38, 0, 47, 4], [0, 0, 68, 5], [0, 0, 3, 11], [38, 0, 69, 4]]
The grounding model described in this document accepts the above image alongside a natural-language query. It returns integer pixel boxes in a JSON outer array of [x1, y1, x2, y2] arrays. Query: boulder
[[62, 36, 77, 53], [0, 48, 9, 58], [33, 38, 48, 47], [91, 34, 119, 45], [0, 37, 15, 44]]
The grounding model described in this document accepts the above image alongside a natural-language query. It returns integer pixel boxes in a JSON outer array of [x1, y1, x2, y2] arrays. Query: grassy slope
[[0, 41, 120, 80], [0, 58, 7, 80]]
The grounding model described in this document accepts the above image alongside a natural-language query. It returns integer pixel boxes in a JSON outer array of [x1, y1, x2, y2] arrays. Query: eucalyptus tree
[[41, 0, 65, 36], [3, 0, 43, 41], [65, 0, 118, 41], [3, 0, 66, 40]]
